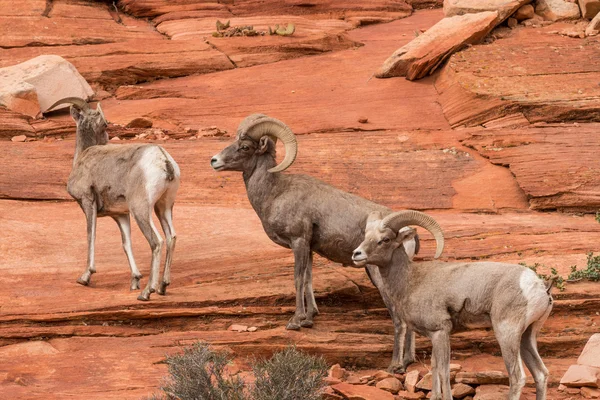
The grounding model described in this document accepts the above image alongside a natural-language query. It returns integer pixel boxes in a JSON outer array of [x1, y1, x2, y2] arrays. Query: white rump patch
[[138, 146, 178, 203], [519, 268, 549, 326]]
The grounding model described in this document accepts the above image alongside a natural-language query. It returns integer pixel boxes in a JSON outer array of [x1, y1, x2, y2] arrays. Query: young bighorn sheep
[[352, 210, 553, 400], [211, 114, 426, 372], [48, 97, 180, 301]]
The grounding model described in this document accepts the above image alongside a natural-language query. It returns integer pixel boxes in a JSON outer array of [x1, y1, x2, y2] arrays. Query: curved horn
[[96, 102, 107, 124], [46, 97, 90, 113], [242, 115, 298, 173], [381, 210, 444, 259]]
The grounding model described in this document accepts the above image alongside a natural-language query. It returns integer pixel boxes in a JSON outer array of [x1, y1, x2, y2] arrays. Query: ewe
[[211, 113, 428, 372], [352, 210, 553, 400], [48, 98, 180, 301]]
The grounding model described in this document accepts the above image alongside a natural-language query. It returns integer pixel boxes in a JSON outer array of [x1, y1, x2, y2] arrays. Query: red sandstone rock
[[452, 383, 476, 398], [374, 370, 395, 381], [513, 4, 535, 20], [456, 371, 509, 385], [397, 390, 427, 399], [560, 365, 600, 388], [578, 334, 600, 368], [582, 387, 600, 399], [474, 384, 510, 400], [376, 12, 498, 80], [444, 0, 529, 22], [332, 382, 395, 400], [416, 373, 432, 390], [536, 0, 581, 20], [404, 370, 421, 392], [330, 364, 347, 380], [577, 0, 600, 18], [586, 11, 600, 35], [376, 377, 403, 393]]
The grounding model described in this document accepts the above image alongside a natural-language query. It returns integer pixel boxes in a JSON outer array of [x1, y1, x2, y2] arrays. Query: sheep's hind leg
[[155, 203, 176, 295], [77, 197, 97, 286], [287, 238, 310, 330], [521, 321, 549, 400], [495, 321, 526, 400], [132, 206, 163, 301], [113, 214, 142, 290], [301, 252, 319, 328]]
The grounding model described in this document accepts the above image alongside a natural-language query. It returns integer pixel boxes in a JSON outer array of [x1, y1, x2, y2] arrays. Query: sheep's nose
[[353, 250, 362, 258], [210, 157, 218, 165]]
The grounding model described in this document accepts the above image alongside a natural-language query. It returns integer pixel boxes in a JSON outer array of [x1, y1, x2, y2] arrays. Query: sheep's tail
[[158, 146, 176, 181], [544, 276, 556, 294]]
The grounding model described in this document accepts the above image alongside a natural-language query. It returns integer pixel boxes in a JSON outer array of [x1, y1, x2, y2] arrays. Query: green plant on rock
[[268, 23, 295, 36], [251, 347, 327, 400], [568, 252, 600, 282]]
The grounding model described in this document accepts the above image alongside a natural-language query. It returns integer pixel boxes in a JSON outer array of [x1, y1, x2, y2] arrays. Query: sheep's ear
[[396, 227, 417, 244], [70, 105, 83, 122], [257, 135, 271, 154], [367, 211, 383, 224]]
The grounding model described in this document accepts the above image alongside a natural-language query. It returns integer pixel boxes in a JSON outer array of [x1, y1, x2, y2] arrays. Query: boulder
[[513, 4, 535, 20], [578, 334, 600, 368], [376, 11, 498, 80], [535, 0, 581, 20], [376, 377, 403, 394], [404, 370, 421, 392], [332, 382, 395, 400], [455, 371, 509, 385], [578, 0, 600, 19], [586, 10, 600, 35], [452, 383, 476, 398], [0, 55, 93, 118], [444, 0, 528, 22], [560, 364, 600, 388], [474, 385, 510, 400]]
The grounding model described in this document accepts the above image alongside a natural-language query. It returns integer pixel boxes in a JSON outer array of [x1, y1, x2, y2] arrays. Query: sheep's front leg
[[77, 197, 97, 286], [366, 265, 412, 372], [301, 252, 319, 328], [287, 238, 310, 330], [113, 214, 142, 290], [430, 329, 453, 400], [132, 207, 163, 301]]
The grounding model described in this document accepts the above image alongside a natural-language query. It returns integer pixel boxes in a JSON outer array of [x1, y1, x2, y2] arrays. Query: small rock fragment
[[247, 326, 258, 332], [535, 0, 581, 21], [396, 390, 426, 399], [452, 382, 475, 398], [586, 12, 600, 36], [507, 17, 518, 28], [474, 384, 510, 400], [514, 4, 535, 20], [358, 117, 368, 123], [329, 364, 347, 380], [126, 117, 153, 129], [404, 370, 420, 392], [110, 136, 121, 141], [228, 324, 248, 332], [582, 387, 600, 398], [560, 364, 600, 388], [376, 377, 403, 394], [325, 377, 342, 386], [332, 382, 395, 400], [373, 370, 394, 381], [11, 135, 27, 142], [346, 374, 362, 385], [455, 371, 509, 385], [450, 363, 462, 372], [416, 373, 432, 391]]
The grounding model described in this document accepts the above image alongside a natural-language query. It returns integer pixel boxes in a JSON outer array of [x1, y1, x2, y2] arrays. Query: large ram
[[211, 114, 436, 372]]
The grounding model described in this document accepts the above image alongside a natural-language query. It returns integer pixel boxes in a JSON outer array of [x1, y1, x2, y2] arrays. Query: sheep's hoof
[[77, 277, 89, 286], [300, 319, 314, 328], [137, 293, 150, 301], [286, 322, 301, 331], [157, 282, 169, 295]]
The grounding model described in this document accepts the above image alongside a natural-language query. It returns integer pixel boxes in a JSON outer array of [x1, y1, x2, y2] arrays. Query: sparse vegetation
[[251, 347, 327, 400], [568, 252, 600, 282], [145, 343, 327, 400]]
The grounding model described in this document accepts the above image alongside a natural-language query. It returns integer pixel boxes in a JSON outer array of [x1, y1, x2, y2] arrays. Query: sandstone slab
[[582, 387, 600, 398], [456, 371, 509, 385], [0, 107, 34, 139], [416, 372, 432, 390], [578, 334, 600, 368], [376, 11, 498, 80], [587, 11, 600, 35], [332, 382, 395, 400], [435, 24, 600, 127], [376, 377, 403, 393], [560, 364, 600, 388], [397, 391, 426, 399], [444, 0, 529, 23], [579, 0, 600, 19], [404, 370, 421, 392], [462, 124, 600, 212], [453, 382, 476, 398], [0, 55, 93, 117], [536, 0, 581, 20]]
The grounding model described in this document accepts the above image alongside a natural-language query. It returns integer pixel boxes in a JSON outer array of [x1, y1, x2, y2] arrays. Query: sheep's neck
[[243, 154, 279, 216], [73, 129, 107, 166], [378, 249, 412, 305]]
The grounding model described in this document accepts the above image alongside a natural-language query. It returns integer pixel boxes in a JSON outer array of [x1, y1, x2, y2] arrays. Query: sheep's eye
[[383, 237, 390, 243], [240, 145, 249, 151]]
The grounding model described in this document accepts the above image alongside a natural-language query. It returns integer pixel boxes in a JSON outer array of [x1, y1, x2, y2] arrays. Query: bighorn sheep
[[211, 114, 425, 372], [48, 97, 180, 301], [352, 210, 553, 400]]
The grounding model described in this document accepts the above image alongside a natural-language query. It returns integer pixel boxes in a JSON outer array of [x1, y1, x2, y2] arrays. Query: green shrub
[[251, 347, 327, 400], [150, 342, 247, 400], [520, 262, 565, 291], [145, 344, 327, 400], [568, 252, 600, 282]]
